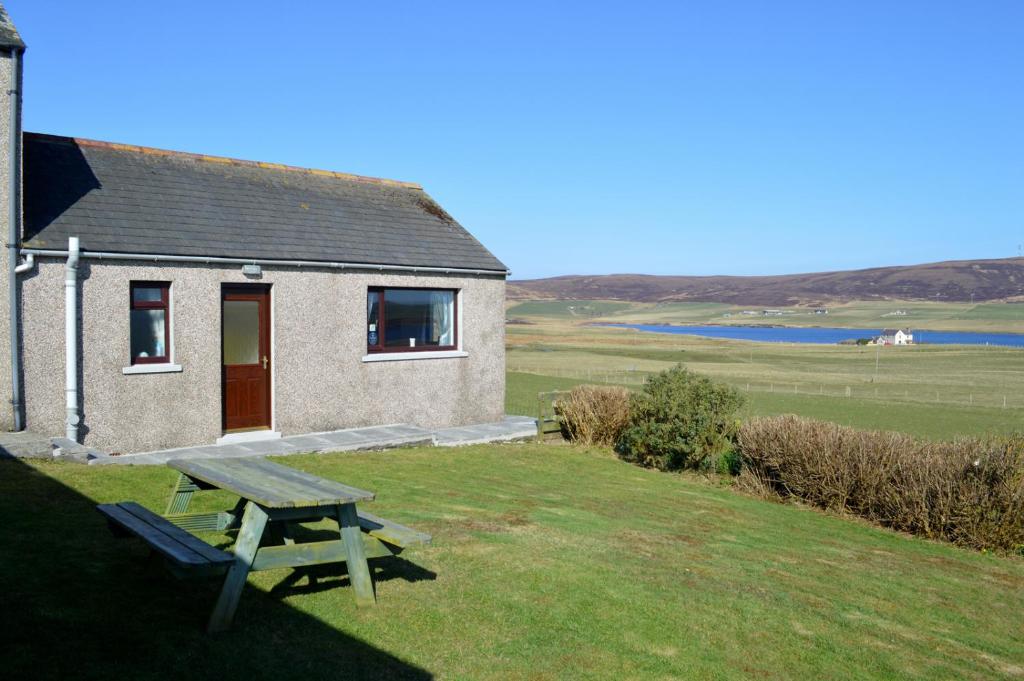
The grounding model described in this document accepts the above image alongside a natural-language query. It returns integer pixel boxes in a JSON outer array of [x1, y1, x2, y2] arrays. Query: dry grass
[[558, 384, 631, 446], [737, 415, 1024, 552]]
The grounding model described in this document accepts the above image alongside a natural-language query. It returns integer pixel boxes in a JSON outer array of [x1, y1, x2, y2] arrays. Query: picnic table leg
[[223, 497, 247, 531], [208, 501, 268, 633], [337, 503, 375, 607], [280, 522, 296, 545]]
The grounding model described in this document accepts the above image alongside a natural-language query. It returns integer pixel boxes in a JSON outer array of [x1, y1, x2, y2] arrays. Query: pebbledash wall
[[18, 257, 505, 453]]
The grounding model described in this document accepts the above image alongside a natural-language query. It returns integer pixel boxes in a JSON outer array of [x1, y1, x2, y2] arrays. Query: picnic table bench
[[97, 457, 431, 632], [97, 501, 234, 578]]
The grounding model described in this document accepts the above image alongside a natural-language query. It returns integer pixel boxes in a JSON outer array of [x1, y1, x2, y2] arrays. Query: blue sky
[[9, 1, 1023, 279]]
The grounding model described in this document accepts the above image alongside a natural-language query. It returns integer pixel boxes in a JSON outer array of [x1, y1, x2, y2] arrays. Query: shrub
[[558, 385, 631, 446], [737, 415, 1024, 552], [616, 366, 745, 471], [714, 449, 743, 476]]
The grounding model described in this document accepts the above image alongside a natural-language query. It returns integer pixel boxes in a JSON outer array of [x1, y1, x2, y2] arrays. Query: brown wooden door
[[222, 285, 271, 431]]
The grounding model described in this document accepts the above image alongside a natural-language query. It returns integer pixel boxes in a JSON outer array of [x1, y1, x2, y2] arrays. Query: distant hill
[[508, 258, 1024, 306]]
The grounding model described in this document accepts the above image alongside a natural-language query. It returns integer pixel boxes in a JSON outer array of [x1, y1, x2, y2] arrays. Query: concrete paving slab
[[235, 440, 301, 456], [0, 431, 54, 459], [279, 436, 334, 451], [434, 416, 536, 446], [89, 416, 537, 465], [96, 454, 160, 466]]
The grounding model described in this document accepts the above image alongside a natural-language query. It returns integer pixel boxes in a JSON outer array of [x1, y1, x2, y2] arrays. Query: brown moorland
[[509, 257, 1024, 306]]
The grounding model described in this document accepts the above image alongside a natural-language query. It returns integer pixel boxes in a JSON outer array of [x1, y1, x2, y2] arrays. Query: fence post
[[845, 386, 851, 398], [536, 392, 544, 442], [1004, 395, 1007, 409]]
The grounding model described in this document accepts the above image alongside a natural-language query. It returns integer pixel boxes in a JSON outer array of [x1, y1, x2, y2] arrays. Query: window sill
[[122, 363, 183, 375], [362, 350, 468, 363]]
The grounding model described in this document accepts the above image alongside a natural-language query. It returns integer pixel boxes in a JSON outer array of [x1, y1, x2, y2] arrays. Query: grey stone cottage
[[0, 6, 508, 453]]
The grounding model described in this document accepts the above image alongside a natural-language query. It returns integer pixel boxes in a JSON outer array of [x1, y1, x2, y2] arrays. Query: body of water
[[601, 324, 1024, 347]]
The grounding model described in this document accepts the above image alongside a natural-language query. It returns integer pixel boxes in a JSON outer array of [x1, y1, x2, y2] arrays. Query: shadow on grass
[[0, 459, 433, 680], [271, 556, 437, 598]]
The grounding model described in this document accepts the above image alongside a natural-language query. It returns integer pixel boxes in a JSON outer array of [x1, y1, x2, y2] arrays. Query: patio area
[[0, 416, 537, 466]]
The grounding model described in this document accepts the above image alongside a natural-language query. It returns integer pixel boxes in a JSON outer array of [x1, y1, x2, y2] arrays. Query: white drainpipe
[[65, 236, 79, 441], [14, 252, 33, 273]]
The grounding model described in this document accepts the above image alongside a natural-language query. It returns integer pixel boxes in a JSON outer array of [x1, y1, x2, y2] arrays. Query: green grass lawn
[[507, 371, 1023, 440], [505, 370, 586, 417], [740, 391, 1024, 440], [508, 298, 1024, 333], [3, 448, 1022, 680]]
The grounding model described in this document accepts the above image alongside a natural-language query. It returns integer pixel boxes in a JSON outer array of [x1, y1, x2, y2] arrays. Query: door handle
[[262, 355, 268, 370]]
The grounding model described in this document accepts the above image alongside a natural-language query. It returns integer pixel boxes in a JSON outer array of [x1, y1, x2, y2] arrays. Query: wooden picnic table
[[163, 457, 382, 632]]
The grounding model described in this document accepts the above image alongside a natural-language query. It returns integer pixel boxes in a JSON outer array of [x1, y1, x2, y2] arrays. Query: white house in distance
[[877, 328, 914, 346]]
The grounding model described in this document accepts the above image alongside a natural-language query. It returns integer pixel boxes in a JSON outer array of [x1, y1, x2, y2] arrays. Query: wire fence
[[507, 366, 1024, 412], [509, 367, 652, 385]]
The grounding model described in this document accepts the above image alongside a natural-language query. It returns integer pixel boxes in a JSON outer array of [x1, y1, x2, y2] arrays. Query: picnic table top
[[167, 457, 375, 509]]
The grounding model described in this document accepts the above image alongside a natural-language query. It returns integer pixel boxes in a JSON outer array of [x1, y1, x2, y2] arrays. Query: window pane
[[223, 300, 259, 365], [133, 286, 164, 304], [367, 292, 379, 346], [130, 309, 166, 359], [383, 289, 453, 348]]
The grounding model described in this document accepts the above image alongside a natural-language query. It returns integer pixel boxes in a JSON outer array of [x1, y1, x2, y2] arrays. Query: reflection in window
[[366, 288, 456, 352], [367, 291, 380, 347], [130, 282, 170, 364]]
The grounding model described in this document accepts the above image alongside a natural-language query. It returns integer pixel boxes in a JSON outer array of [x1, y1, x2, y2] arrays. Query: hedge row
[[737, 415, 1024, 552]]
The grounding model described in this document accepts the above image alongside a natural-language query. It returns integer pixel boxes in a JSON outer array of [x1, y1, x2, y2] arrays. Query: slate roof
[[0, 3, 24, 50], [22, 133, 508, 273]]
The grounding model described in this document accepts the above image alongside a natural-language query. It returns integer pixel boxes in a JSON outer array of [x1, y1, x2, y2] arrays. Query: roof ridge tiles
[[23, 131, 423, 190]]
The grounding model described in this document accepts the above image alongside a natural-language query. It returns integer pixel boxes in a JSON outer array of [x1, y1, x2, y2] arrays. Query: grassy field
[[506, 300, 635, 318], [507, 299, 1024, 333], [5, 448, 1023, 679], [505, 317, 1024, 439], [507, 372, 1024, 441]]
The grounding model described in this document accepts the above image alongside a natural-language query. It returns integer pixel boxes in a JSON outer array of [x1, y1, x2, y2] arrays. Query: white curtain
[[431, 291, 454, 346], [150, 313, 166, 356]]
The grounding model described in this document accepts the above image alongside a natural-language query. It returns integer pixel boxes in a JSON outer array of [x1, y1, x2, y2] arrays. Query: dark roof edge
[[20, 247, 511, 277], [417, 187, 510, 275], [0, 3, 24, 50], [24, 131, 424, 190]]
